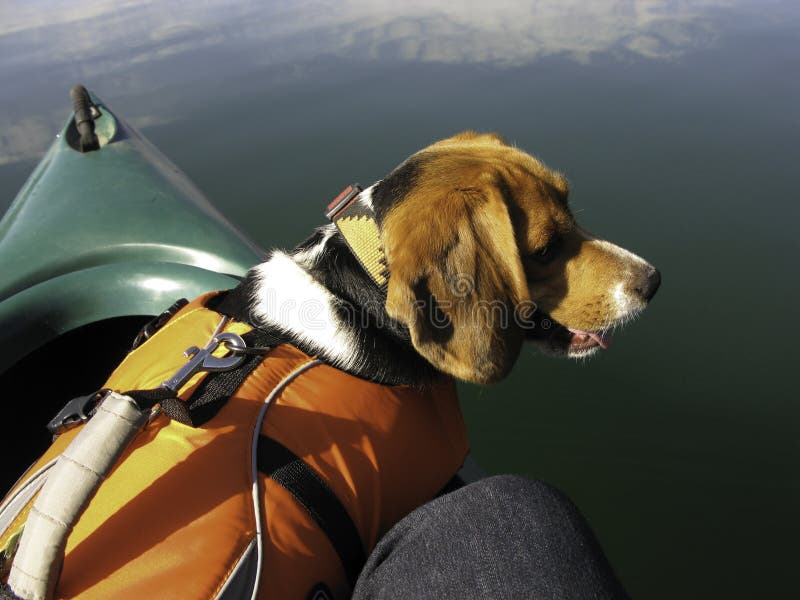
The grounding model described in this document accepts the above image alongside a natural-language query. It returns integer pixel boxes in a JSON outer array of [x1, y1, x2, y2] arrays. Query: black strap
[[156, 288, 276, 425], [257, 435, 366, 589], [183, 328, 282, 426], [126, 309, 285, 426], [205, 285, 255, 325], [125, 387, 174, 410]]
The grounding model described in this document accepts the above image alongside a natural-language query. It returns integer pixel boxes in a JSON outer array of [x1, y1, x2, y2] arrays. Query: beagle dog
[[0, 132, 660, 600], [226, 131, 660, 385]]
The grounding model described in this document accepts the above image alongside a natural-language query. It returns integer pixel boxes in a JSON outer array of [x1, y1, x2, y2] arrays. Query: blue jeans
[[353, 475, 630, 599]]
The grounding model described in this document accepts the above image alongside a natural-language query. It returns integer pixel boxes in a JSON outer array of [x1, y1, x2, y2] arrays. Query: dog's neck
[[232, 186, 436, 386]]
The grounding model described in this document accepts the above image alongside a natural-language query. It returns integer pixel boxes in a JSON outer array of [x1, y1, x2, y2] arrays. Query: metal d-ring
[[160, 329, 249, 393], [221, 337, 272, 356]]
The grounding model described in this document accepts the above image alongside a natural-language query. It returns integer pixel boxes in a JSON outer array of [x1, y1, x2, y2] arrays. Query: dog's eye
[[530, 237, 560, 264]]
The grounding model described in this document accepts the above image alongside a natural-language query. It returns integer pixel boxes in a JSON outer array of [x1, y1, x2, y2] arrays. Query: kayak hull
[[0, 90, 265, 488], [0, 92, 264, 373]]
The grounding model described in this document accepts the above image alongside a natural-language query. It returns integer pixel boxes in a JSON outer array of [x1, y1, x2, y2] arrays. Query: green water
[[1, 2, 798, 597]]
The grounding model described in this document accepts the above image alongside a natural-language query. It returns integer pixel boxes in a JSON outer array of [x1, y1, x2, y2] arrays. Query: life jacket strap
[[178, 327, 283, 427], [124, 323, 284, 427], [122, 292, 284, 426], [257, 435, 367, 589]]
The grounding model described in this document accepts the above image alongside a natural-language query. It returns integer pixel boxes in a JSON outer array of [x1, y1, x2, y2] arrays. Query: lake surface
[[1, 1, 798, 597]]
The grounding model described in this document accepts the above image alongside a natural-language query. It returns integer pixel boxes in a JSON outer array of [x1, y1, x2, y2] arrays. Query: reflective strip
[[248, 359, 322, 600], [214, 538, 258, 600], [0, 459, 56, 537]]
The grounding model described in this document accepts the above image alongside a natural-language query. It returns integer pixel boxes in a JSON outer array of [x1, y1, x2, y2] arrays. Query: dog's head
[[377, 131, 660, 384]]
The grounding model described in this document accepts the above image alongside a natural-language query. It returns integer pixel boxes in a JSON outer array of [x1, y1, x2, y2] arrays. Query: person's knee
[[355, 475, 630, 599], [461, 474, 579, 522], [459, 475, 605, 562], [477, 474, 570, 506]]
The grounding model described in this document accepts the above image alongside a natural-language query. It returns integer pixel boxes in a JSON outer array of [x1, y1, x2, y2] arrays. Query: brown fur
[[381, 132, 658, 384]]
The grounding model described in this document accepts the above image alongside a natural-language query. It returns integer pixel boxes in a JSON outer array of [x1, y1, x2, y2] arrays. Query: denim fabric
[[353, 475, 630, 600]]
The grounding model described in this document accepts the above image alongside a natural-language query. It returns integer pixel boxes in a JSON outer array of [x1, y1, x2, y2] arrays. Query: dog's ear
[[382, 177, 530, 384]]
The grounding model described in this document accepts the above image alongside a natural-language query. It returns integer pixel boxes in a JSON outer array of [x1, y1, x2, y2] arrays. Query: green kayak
[[0, 86, 264, 487]]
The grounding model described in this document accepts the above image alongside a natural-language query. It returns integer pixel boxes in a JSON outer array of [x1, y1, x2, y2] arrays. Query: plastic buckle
[[47, 389, 109, 436]]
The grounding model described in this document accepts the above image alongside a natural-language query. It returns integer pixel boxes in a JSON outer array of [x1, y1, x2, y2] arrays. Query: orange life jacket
[[0, 292, 469, 599]]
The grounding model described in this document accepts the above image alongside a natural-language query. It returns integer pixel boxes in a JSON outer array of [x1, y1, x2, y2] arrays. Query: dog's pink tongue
[[568, 327, 612, 349]]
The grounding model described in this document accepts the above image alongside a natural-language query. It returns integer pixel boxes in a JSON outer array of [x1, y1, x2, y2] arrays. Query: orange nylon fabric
[[1, 292, 469, 599]]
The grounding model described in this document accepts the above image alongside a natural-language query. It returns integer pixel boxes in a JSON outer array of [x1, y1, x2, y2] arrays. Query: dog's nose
[[636, 266, 661, 302]]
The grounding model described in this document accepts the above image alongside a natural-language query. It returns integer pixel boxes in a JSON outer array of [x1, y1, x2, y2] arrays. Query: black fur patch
[[223, 233, 438, 387], [412, 276, 454, 345], [301, 232, 438, 386], [372, 157, 423, 223], [205, 259, 278, 326]]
